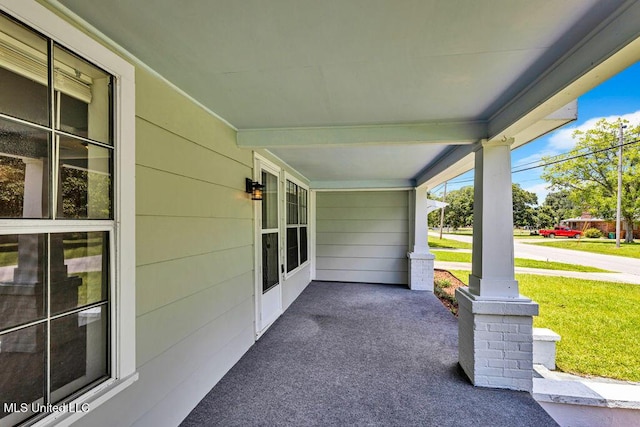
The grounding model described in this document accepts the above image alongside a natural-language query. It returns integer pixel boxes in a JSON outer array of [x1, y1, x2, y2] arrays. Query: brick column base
[[456, 287, 539, 391], [407, 252, 434, 291]]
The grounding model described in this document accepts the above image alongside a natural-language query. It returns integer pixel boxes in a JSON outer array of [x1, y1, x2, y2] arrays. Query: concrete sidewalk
[[431, 231, 640, 283], [434, 261, 640, 285]]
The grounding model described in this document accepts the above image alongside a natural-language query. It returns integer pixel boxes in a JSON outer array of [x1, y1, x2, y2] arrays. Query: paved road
[[431, 232, 640, 278], [435, 261, 640, 284]]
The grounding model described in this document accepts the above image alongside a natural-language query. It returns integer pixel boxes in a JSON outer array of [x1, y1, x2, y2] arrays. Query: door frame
[[253, 154, 283, 338]]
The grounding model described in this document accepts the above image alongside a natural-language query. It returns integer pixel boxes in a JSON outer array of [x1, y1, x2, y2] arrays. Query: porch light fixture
[[246, 178, 265, 200]]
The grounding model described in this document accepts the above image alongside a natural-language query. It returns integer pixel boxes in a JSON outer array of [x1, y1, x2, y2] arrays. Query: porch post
[[407, 186, 434, 291], [456, 140, 539, 392]]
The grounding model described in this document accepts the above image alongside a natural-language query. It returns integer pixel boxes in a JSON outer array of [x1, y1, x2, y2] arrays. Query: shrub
[[584, 228, 603, 238], [435, 278, 451, 288]]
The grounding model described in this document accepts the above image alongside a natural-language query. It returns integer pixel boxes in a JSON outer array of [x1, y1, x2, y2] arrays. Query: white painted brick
[[475, 340, 489, 350], [518, 360, 533, 370], [518, 325, 533, 334], [505, 342, 520, 351], [508, 317, 532, 325], [475, 349, 504, 359], [488, 323, 519, 333], [505, 351, 531, 360], [519, 342, 532, 352], [504, 332, 531, 342], [476, 331, 503, 341], [476, 367, 504, 377], [504, 369, 532, 379], [488, 341, 506, 350], [488, 359, 518, 369]]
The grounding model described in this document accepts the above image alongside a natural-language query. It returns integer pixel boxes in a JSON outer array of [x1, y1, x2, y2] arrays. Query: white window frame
[[284, 172, 309, 279], [0, 1, 137, 426]]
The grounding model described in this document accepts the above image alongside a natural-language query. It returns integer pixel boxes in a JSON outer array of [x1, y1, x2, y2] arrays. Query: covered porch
[[2, 1, 639, 426], [182, 281, 556, 426]]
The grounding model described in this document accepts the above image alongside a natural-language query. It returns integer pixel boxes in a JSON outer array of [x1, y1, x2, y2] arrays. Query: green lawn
[[433, 250, 609, 272], [529, 239, 640, 259], [436, 228, 544, 238], [446, 270, 640, 382], [428, 237, 472, 250]]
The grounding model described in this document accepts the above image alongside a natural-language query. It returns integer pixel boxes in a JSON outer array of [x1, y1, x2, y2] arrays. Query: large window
[[286, 179, 308, 273], [0, 6, 134, 425]]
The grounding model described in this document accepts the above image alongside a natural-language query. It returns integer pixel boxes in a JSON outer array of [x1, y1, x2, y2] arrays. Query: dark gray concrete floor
[[182, 281, 558, 426]]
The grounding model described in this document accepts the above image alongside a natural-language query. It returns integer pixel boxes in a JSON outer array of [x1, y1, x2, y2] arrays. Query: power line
[[430, 137, 640, 194], [512, 137, 640, 174]]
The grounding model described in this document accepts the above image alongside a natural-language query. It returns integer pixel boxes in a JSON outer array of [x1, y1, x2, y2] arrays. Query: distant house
[[562, 212, 640, 239]]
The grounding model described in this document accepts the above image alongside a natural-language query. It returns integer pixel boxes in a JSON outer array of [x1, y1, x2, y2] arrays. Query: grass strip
[[433, 251, 609, 272], [529, 239, 640, 259]]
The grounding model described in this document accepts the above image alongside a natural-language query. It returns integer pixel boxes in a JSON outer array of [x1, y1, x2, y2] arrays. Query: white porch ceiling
[[54, 0, 640, 189]]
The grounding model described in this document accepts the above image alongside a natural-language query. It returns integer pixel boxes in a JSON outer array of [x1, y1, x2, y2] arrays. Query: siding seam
[[136, 243, 253, 267], [137, 270, 254, 316], [136, 295, 254, 366], [131, 324, 254, 427], [136, 164, 250, 193], [136, 115, 251, 168]]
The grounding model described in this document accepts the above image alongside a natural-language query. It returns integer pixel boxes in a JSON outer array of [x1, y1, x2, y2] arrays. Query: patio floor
[[181, 281, 558, 426]]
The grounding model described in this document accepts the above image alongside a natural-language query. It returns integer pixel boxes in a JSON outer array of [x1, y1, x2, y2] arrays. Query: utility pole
[[616, 122, 626, 248], [439, 181, 447, 239]]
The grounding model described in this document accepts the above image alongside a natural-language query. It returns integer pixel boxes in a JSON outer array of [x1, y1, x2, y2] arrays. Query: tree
[[442, 186, 474, 229], [534, 205, 556, 229], [541, 118, 640, 242], [429, 184, 539, 229], [512, 184, 538, 227], [543, 191, 580, 226]]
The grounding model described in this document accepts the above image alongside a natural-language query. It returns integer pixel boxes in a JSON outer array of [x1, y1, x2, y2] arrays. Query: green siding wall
[[81, 68, 257, 427], [316, 191, 409, 285]]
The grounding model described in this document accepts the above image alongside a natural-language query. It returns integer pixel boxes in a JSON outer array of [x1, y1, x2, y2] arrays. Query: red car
[[539, 226, 582, 238]]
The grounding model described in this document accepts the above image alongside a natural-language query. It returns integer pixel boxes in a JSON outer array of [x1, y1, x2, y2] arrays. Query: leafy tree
[[533, 205, 556, 229], [512, 184, 538, 227], [441, 186, 474, 229], [429, 184, 540, 229], [541, 118, 640, 242], [543, 190, 580, 226]]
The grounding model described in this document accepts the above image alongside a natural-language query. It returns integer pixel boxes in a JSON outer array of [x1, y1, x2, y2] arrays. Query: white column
[[469, 140, 518, 297], [407, 186, 434, 291], [456, 140, 539, 392]]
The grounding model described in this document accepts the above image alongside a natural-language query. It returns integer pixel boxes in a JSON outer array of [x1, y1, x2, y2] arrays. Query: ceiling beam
[[237, 121, 486, 148], [310, 179, 415, 191], [488, 0, 640, 141], [415, 145, 477, 188]]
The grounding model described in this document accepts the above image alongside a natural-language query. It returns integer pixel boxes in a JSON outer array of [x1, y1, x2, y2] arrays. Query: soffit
[[53, 0, 636, 188]]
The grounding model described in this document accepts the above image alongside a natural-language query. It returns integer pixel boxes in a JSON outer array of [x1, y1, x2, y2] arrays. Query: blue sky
[[431, 61, 640, 203]]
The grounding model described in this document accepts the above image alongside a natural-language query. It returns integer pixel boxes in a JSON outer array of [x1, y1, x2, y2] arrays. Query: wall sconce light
[[246, 178, 265, 200]]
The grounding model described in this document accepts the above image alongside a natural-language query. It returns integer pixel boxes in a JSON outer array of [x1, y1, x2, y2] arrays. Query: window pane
[[286, 181, 298, 225], [300, 227, 308, 264], [286, 227, 299, 273], [0, 118, 50, 218], [50, 305, 109, 404], [261, 171, 278, 230], [0, 234, 46, 331], [50, 232, 108, 316], [299, 188, 307, 225], [0, 14, 49, 126], [58, 136, 112, 219], [54, 45, 112, 145], [0, 323, 45, 426], [262, 233, 278, 293]]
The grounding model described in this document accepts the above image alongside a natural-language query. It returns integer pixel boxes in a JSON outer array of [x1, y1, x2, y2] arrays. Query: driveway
[[431, 232, 640, 278]]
